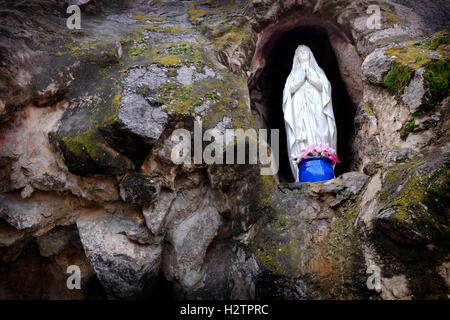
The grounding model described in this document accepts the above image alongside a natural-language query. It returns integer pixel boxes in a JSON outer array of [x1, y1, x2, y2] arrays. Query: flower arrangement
[[294, 144, 340, 166]]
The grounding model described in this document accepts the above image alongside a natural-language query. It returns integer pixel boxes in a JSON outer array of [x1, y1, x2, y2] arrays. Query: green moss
[[211, 23, 251, 48], [384, 63, 413, 94], [386, 43, 432, 70], [130, 46, 145, 56], [400, 117, 415, 141], [61, 129, 101, 161], [256, 245, 290, 275], [187, 0, 239, 24], [159, 82, 197, 115], [204, 91, 218, 101], [188, 1, 210, 23], [385, 30, 449, 72], [182, 85, 192, 99], [253, 217, 295, 276], [327, 207, 358, 263], [167, 68, 177, 77], [364, 159, 383, 176], [424, 120, 437, 129], [158, 55, 182, 66], [132, 10, 150, 23], [381, 6, 409, 26], [249, 174, 305, 277], [323, 202, 365, 299], [380, 160, 450, 241], [54, 72, 125, 175], [157, 68, 252, 129], [54, 37, 121, 67], [158, 81, 217, 117], [415, 54, 427, 63], [422, 60, 449, 110], [170, 43, 194, 55], [145, 41, 206, 68], [422, 30, 449, 50]]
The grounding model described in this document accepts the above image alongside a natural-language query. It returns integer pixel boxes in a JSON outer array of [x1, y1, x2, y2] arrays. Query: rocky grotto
[[0, 0, 449, 300]]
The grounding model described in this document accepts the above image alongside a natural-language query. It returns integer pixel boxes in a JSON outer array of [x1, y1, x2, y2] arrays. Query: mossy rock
[[422, 29, 450, 51], [382, 31, 449, 109], [49, 85, 134, 176], [383, 63, 413, 95], [378, 156, 450, 243], [250, 176, 368, 299], [400, 117, 415, 141], [422, 60, 450, 110], [385, 31, 449, 71]]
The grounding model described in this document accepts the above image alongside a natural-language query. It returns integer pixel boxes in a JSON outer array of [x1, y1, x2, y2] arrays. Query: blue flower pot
[[298, 157, 334, 183]]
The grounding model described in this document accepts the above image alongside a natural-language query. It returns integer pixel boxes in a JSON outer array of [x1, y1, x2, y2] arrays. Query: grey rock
[[340, 172, 370, 195], [382, 148, 419, 163], [122, 66, 168, 94], [143, 190, 176, 235], [312, 172, 368, 196], [36, 225, 78, 257], [391, 0, 450, 33], [318, 180, 345, 194], [367, 26, 413, 48], [376, 155, 448, 244], [50, 96, 136, 176], [164, 188, 222, 288], [310, 172, 367, 207], [377, 208, 426, 243], [0, 220, 25, 247], [361, 49, 393, 85], [107, 208, 158, 245], [215, 116, 233, 133], [176, 66, 194, 86], [402, 68, 427, 114], [176, 65, 217, 87], [100, 66, 170, 162], [76, 210, 162, 299], [431, 114, 440, 122], [119, 173, 161, 207], [106, 13, 137, 25], [0, 192, 81, 231], [116, 93, 169, 144]]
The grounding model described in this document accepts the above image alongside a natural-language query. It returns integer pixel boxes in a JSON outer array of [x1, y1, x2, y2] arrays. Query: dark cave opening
[[250, 26, 356, 183]]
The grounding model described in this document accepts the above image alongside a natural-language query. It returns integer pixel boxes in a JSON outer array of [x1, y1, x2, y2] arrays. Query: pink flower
[[330, 153, 340, 165], [319, 144, 329, 151], [299, 145, 342, 166]]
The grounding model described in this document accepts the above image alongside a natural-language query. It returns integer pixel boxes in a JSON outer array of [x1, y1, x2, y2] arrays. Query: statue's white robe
[[282, 46, 337, 182]]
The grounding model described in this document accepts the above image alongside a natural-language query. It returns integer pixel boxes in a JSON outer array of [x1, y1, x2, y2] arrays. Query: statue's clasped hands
[[290, 68, 322, 96]]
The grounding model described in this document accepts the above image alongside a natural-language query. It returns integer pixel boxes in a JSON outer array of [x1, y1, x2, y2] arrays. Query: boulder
[[119, 173, 161, 207], [36, 225, 80, 257], [0, 192, 85, 233], [163, 188, 222, 288], [76, 208, 162, 299], [361, 49, 393, 85], [402, 68, 427, 114]]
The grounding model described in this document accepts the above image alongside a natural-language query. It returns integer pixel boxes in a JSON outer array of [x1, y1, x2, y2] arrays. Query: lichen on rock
[[377, 156, 450, 243]]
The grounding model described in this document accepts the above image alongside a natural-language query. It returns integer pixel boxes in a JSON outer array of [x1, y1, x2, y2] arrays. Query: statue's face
[[297, 48, 310, 63]]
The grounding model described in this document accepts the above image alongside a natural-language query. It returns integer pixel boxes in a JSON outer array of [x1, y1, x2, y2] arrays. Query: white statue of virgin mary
[[283, 45, 337, 182]]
